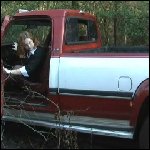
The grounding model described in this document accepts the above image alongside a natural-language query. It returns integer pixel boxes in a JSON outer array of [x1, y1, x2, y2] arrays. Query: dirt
[[1, 122, 139, 149]]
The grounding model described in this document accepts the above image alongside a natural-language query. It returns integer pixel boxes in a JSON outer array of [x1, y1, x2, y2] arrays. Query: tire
[[139, 116, 149, 149]]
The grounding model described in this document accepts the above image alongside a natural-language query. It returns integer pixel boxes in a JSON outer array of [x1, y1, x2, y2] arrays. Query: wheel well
[[134, 97, 149, 139]]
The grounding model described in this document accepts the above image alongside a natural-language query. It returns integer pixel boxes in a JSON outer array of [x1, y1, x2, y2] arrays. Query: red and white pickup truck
[[1, 9, 149, 148]]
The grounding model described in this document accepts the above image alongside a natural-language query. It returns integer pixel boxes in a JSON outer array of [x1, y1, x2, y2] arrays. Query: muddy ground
[[1, 122, 139, 149]]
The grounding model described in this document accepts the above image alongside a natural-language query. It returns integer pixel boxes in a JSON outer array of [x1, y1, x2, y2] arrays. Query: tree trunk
[[72, 1, 79, 9], [114, 17, 117, 46], [114, 1, 118, 46]]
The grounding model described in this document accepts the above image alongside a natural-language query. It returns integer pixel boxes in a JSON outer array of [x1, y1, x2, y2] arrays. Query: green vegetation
[[1, 1, 149, 46]]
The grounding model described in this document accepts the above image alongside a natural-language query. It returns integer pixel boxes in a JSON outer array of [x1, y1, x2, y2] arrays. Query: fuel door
[[118, 76, 132, 91]]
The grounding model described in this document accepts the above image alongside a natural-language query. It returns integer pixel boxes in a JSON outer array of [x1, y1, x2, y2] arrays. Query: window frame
[[65, 17, 98, 45]]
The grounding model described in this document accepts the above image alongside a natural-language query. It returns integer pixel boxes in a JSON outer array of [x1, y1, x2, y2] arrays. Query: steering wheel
[[2, 42, 19, 68]]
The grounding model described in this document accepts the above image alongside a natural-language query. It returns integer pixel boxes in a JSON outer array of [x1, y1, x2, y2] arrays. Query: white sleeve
[[19, 66, 29, 77]]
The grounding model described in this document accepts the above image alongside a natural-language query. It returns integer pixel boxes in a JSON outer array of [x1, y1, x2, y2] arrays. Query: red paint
[[59, 95, 132, 120], [130, 79, 149, 126], [1, 16, 10, 44], [60, 53, 149, 58]]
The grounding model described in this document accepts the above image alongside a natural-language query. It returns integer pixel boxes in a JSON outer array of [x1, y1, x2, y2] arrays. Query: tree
[[1, 1, 149, 46]]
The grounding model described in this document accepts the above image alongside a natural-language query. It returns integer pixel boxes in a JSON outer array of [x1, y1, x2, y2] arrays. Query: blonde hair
[[17, 31, 39, 57]]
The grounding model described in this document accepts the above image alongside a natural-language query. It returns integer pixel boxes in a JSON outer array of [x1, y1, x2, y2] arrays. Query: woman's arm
[[3, 67, 22, 75], [10, 69, 22, 75]]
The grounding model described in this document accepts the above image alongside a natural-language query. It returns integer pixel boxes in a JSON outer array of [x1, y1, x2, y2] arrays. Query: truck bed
[[79, 46, 149, 53]]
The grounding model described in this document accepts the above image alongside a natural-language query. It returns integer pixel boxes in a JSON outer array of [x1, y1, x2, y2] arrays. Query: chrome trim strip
[[50, 88, 133, 100], [59, 93, 132, 100], [2, 108, 134, 139], [2, 116, 133, 139]]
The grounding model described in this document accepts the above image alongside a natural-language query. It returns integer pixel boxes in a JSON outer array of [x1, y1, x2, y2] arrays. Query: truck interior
[[1, 18, 52, 105]]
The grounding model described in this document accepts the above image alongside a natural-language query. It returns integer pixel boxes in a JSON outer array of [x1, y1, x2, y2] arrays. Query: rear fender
[[130, 79, 149, 127]]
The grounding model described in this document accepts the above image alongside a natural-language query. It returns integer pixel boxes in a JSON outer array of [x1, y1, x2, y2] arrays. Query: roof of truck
[[14, 9, 96, 19]]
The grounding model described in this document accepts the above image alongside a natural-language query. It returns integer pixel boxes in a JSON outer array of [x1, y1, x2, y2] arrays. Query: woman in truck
[[3, 31, 46, 86]]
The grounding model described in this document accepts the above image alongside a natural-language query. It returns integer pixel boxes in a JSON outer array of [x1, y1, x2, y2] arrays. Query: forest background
[[1, 1, 149, 46]]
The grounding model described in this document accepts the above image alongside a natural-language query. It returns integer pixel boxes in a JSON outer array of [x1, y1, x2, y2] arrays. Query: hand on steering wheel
[[3, 66, 11, 74], [12, 42, 18, 51]]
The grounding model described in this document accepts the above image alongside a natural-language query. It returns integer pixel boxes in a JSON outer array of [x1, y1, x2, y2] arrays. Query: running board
[[2, 108, 134, 139]]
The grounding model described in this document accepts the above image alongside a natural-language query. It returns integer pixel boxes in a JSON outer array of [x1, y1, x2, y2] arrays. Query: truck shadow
[[77, 133, 139, 149]]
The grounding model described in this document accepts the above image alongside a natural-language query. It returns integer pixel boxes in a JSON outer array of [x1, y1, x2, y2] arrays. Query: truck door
[[1, 15, 11, 116], [1, 16, 58, 113]]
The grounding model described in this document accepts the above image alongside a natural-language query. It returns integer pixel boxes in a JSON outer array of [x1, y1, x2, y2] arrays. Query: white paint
[[49, 58, 60, 90], [49, 57, 149, 94]]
